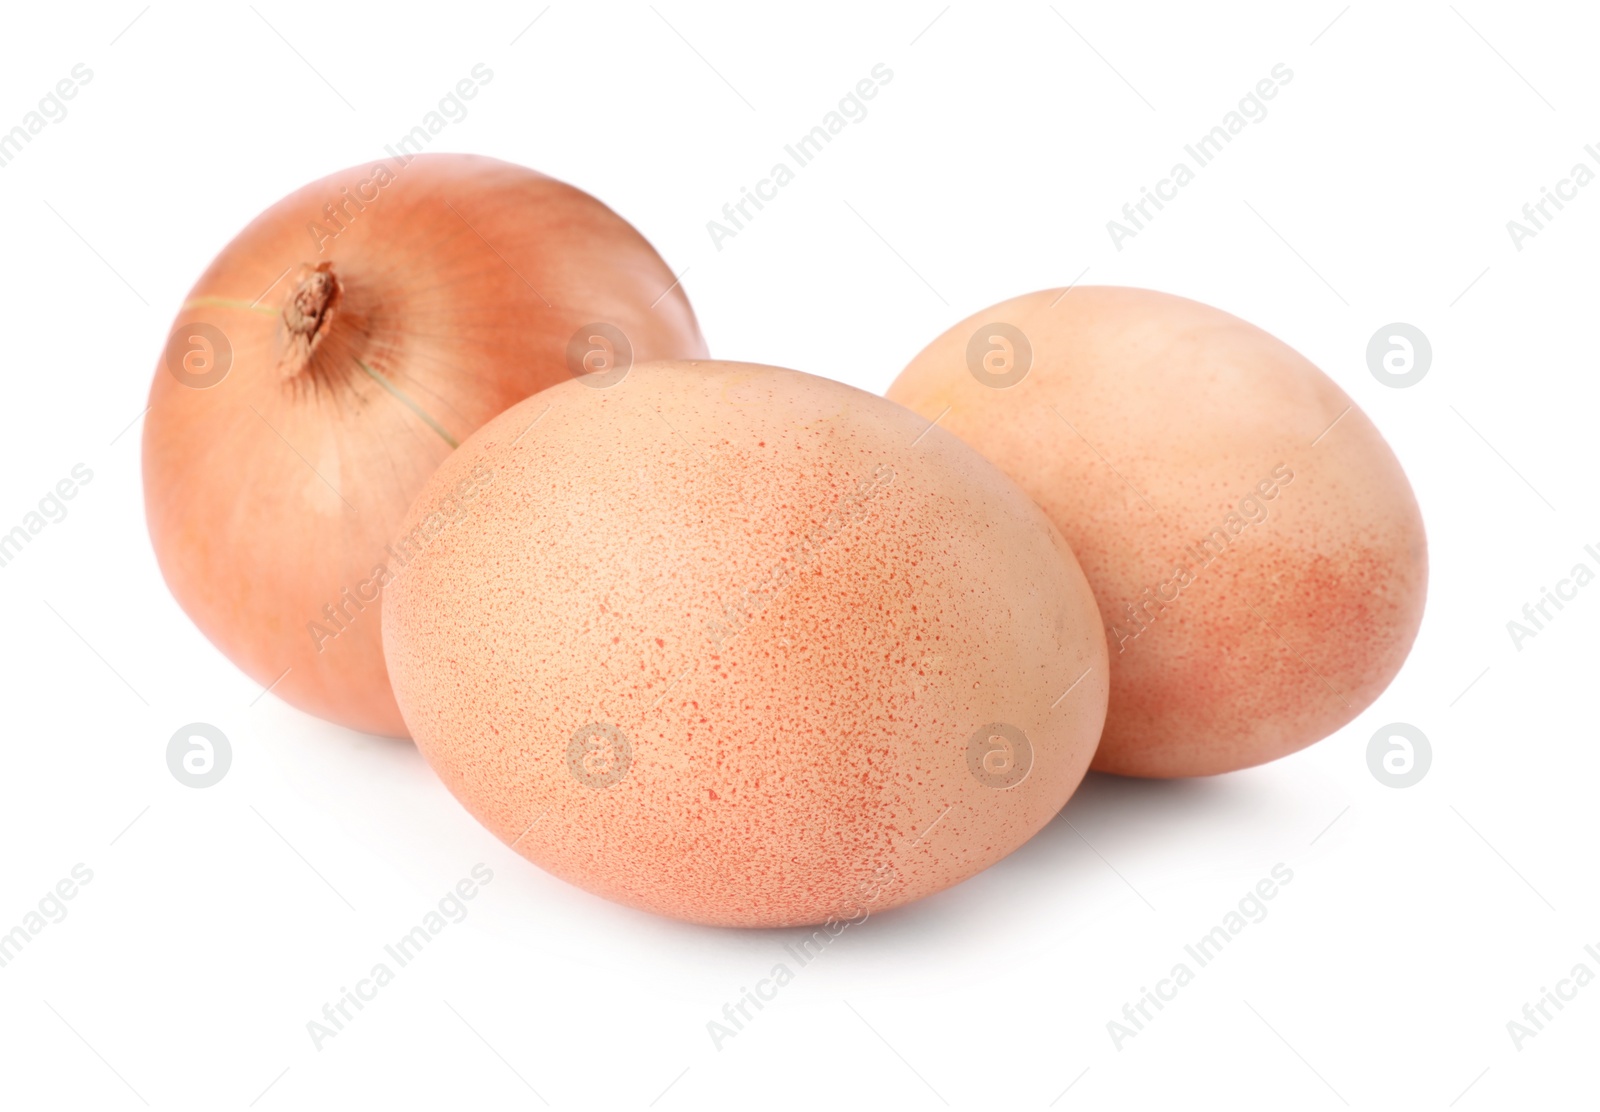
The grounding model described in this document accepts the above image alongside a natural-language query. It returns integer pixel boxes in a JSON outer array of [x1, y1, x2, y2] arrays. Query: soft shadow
[[470, 769, 1268, 955], [1059, 768, 1251, 825], [781, 770, 1259, 947]]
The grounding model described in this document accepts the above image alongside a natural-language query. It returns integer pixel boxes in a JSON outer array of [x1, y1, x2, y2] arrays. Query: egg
[[381, 360, 1109, 926], [887, 287, 1427, 778]]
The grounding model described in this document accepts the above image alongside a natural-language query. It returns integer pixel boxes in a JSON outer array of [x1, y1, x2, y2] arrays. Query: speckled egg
[[888, 287, 1427, 778], [381, 360, 1108, 927]]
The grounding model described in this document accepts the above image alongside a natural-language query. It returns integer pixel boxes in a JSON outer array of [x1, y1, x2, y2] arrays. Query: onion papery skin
[[143, 153, 707, 737]]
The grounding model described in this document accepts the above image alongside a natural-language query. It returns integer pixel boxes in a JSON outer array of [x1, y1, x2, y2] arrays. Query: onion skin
[[144, 154, 706, 737], [888, 287, 1427, 778]]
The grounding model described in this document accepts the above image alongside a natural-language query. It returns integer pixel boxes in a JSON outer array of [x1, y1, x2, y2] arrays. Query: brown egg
[[887, 287, 1427, 778], [382, 360, 1108, 927]]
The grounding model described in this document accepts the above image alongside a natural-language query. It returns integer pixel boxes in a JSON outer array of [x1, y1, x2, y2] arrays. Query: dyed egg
[[888, 287, 1426, 777], [382, 360, 1108, 926]]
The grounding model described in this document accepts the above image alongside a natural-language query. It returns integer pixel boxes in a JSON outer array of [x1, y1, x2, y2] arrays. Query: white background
[[0, 2, 1594, 1109]]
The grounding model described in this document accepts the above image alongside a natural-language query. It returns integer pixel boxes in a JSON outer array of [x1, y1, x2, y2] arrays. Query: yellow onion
[[144, 153, 706, 736]]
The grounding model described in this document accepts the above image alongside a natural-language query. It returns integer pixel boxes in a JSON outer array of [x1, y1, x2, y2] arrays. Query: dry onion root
[[144, 153, 706, 736]]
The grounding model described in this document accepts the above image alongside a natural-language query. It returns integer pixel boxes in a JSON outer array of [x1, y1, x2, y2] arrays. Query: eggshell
[[887, 287, 1427, 778], [382, 360, 1109, 927]]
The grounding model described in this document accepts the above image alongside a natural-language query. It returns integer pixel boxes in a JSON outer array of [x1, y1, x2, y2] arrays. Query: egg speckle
[[888, 287, 1427, 777], [383, 361, 1109, 926]]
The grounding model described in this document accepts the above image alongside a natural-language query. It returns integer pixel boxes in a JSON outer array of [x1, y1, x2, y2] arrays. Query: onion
[[143, 153, 706, 736]]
